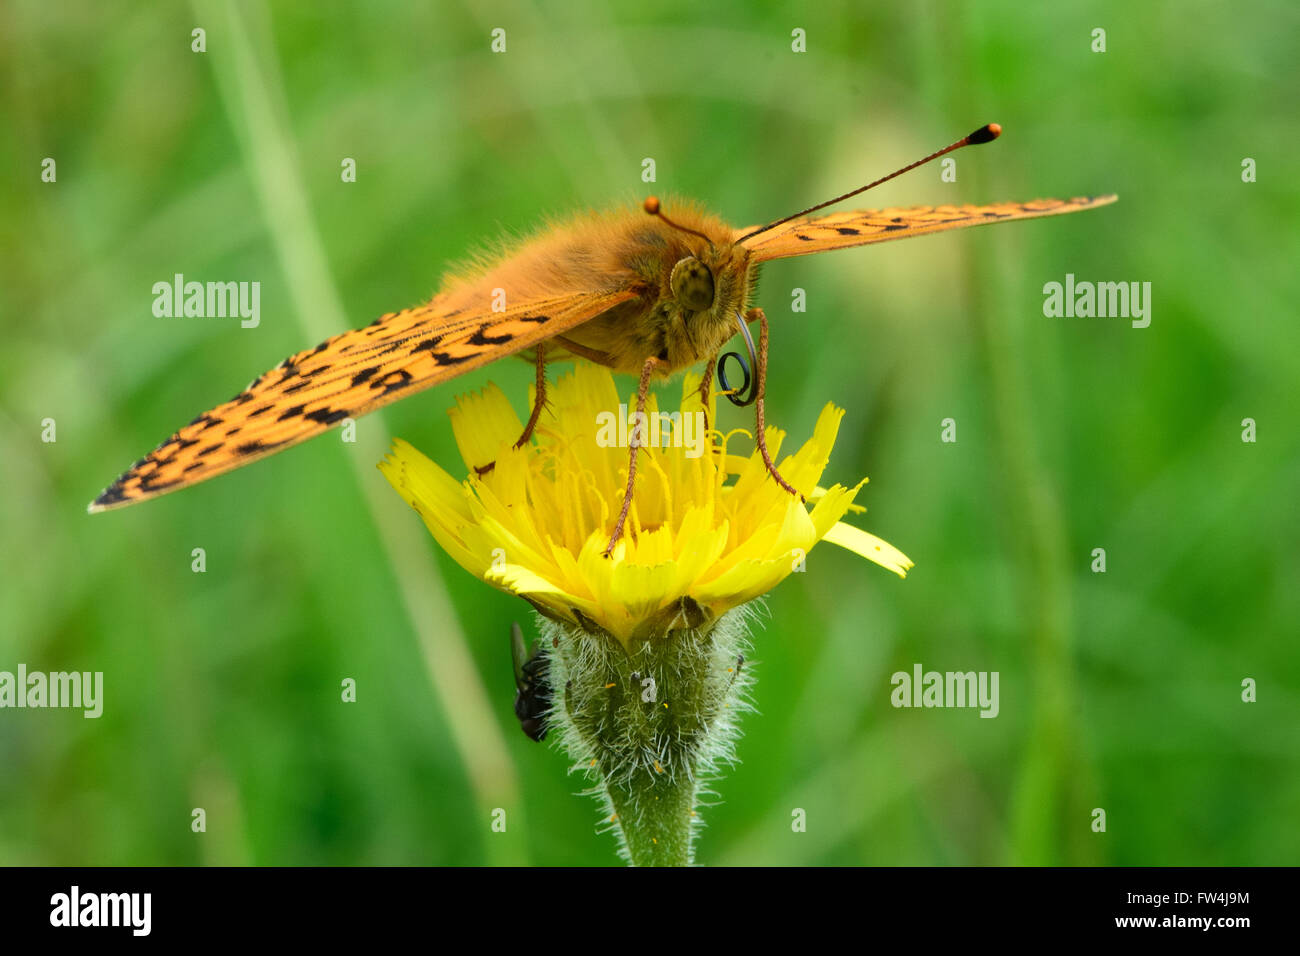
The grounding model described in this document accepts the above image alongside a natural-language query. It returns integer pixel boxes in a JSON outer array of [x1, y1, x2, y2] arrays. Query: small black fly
[[510, 622, 551, 742]]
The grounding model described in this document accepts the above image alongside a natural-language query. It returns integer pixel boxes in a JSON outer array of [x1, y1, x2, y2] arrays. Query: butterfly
[[90, 123, 1115, 552]]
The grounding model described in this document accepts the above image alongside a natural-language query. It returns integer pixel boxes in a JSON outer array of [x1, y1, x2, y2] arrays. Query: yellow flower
[[378, 361, 912, 647]]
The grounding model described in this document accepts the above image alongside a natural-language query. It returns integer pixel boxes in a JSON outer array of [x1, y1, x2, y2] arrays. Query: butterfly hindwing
[[738, 195, 1117, 263], [90, 287, 638, 511]]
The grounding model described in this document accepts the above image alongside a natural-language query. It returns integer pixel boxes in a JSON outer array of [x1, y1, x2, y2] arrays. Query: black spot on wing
[[835, 227, 860, 235], [469, 324, 513, 346], [304, 408, 350, 425], [93, 483, 129, 508], [350, 366, 379, 386], [371, 369, 414, 394], [276, 404, 307, 422], [137, 475, 180, 493], [411, 336, 446, 353], [432, 351, 471, 366], [233, 439, 287, 456]]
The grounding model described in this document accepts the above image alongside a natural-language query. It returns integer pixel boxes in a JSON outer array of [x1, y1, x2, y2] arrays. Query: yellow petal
[[380, 362, 912, 648], [822, 522, 915, 578], [448, 383, 523, 472]]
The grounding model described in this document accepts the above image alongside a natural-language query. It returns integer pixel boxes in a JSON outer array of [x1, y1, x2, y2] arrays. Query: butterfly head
[[672, 245, 753, 364], [645, 197, 754, 362]]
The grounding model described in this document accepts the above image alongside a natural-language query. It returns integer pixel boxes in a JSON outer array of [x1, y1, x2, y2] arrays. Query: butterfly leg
[[553, 335, 618, 369], [515, 344, 548, 449], [698, 355, 715, 436], [748, 307, 804, 501], [474, 347, 549, 476], [604, 354, 660, 557]]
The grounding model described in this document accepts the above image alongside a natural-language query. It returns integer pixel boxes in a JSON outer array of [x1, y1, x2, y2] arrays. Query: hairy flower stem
[[604, 766, 697, 867], [538, 603, 755, 867]]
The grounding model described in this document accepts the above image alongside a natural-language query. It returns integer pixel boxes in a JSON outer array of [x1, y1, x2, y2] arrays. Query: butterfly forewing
[[90, 287, 637, 511], [92, 186, 1117, 514], [737, 195, 1117, 262]]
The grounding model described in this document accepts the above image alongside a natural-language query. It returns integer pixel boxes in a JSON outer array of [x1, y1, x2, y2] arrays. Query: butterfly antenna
[[736, 122, 1003, 243], [643, 196, 716, 251]]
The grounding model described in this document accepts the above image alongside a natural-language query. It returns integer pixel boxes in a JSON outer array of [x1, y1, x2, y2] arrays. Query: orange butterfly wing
[[89, 287, 638, 512], [737, 195, 1117, 262]]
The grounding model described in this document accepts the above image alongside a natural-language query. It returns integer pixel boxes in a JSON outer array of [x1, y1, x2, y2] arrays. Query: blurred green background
[[2, 0, 1297, 866]]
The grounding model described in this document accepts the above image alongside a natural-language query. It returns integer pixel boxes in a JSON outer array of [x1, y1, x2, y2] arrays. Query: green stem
[[606, 770, 697, 867], [538, 603, 754, 866]]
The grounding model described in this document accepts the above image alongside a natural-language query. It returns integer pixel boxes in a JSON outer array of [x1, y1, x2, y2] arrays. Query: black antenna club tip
[[643, 196, 661, 215], [967, 123, 1002, 145]]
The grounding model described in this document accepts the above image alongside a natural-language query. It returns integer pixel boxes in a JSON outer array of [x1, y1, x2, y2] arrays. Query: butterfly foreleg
[[604, 354, 661, 557], [552, 334, 618, 368], [516, 343, 549, 449], [474, 346, 550, 477], [698, 355, 715, 436], [749, 307, 804, 502]]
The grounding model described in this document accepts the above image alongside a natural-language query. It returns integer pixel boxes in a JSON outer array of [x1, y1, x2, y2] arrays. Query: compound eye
[[670, 257, 715, 312]]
